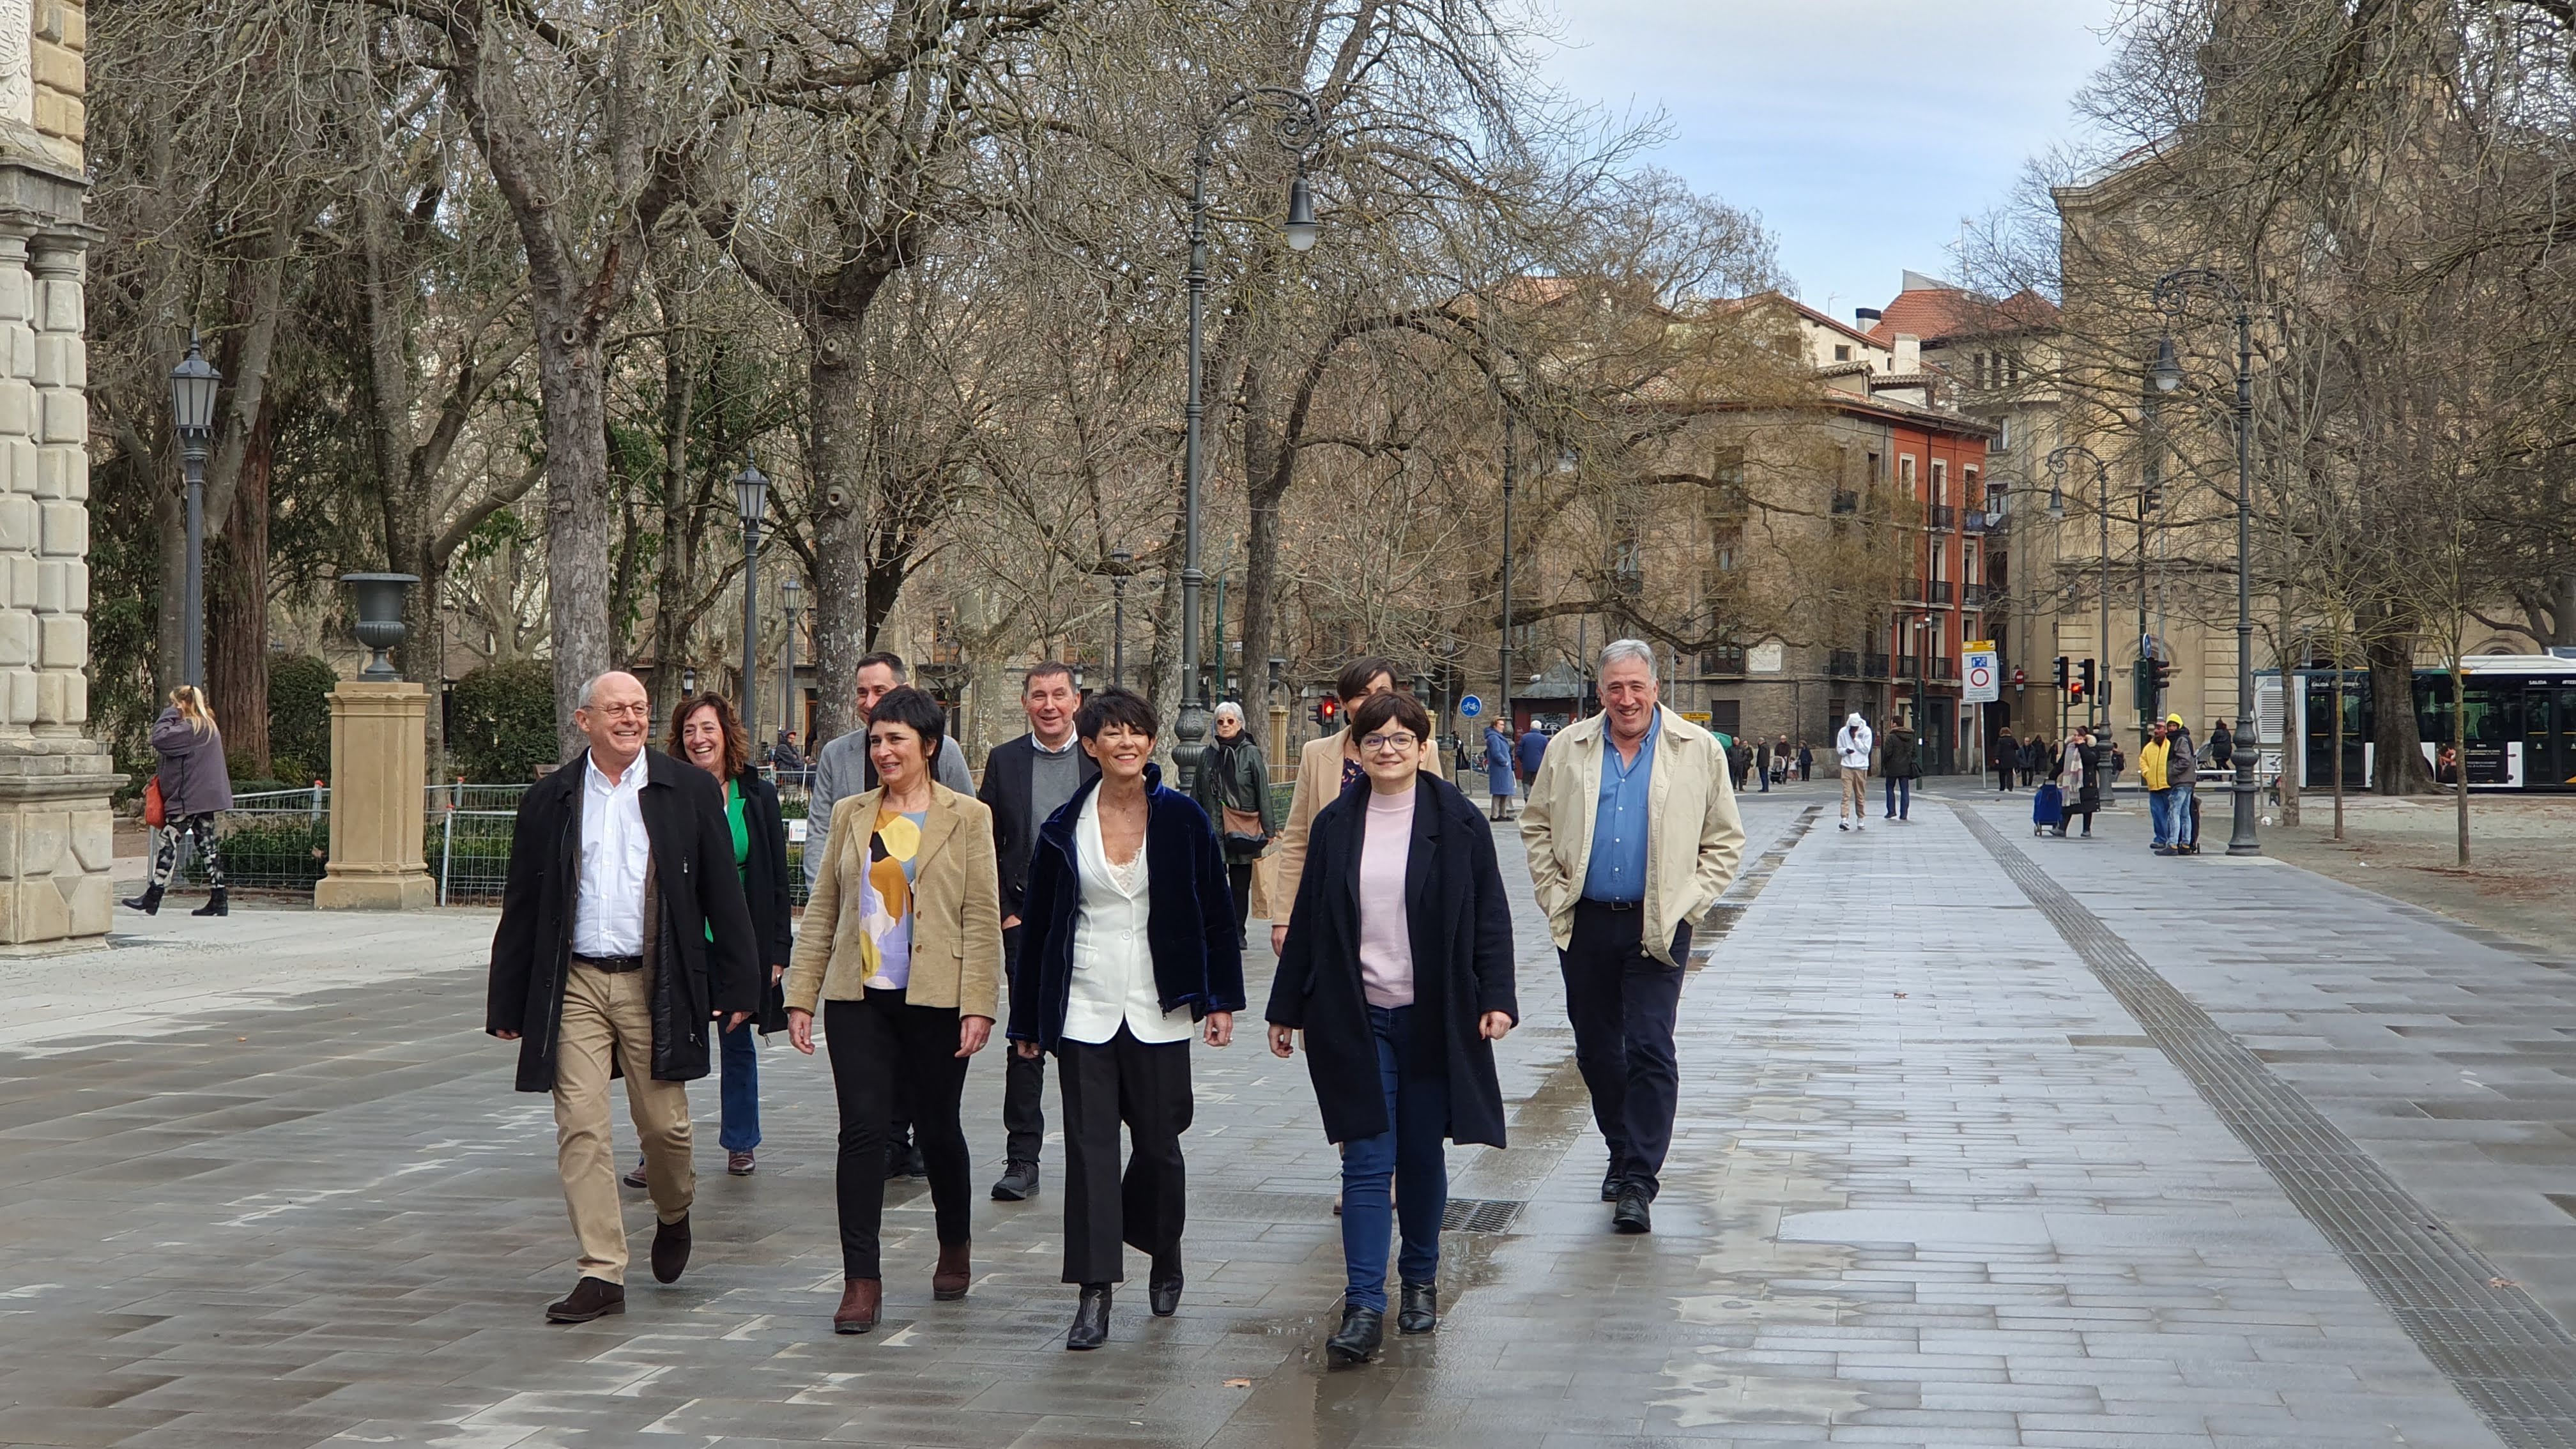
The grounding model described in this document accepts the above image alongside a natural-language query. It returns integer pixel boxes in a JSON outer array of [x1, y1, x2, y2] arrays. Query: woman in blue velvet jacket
[[1006, 687, 1245, 1351]]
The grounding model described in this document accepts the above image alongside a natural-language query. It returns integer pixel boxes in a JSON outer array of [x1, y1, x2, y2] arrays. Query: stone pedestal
[[316, 681, 433, 910], [0, 737, 115, 951]]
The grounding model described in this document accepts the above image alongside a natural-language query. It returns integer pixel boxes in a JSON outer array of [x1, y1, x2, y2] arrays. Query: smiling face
[[868, 719, 926, 792], [1082, 722, 1154, 785], [853, 662, 901, 723], [678, 702, 727, 774], [1356, 719, 1423, 794], [1599, 656, 1659, 743], [574, 672, 651, 770], [1023, 671, 1077, 745]]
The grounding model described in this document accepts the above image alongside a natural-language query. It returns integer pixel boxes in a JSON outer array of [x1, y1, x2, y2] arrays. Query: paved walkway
[[0, 780, 2567, 1445]]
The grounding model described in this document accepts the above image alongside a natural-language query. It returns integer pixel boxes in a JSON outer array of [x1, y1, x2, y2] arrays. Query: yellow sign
[[1682, 711, 1711, 724], [1963, 639, 1995, 654]]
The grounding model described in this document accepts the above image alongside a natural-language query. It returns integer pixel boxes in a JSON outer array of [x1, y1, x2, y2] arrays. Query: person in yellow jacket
[[2138, 721, 2177, 854]]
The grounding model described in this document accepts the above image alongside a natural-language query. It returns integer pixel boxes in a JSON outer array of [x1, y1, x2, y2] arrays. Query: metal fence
[[215, 787, 334, 893]]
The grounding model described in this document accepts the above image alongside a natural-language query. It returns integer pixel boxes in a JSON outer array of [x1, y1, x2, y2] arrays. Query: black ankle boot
[[1326, 1303, 1383, 1365], [121, 885, 164, 916], [1066, 1284, 1111, 1351], [1397, 1282, 1438, 1335], [192, 887, 228, 917]]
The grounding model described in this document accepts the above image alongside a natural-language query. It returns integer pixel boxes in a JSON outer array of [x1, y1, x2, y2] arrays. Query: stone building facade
[[0, 0, 112, 948]]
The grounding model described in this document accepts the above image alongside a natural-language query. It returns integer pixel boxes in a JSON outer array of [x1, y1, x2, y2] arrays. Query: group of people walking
[[487, 640, 1746, 1365]]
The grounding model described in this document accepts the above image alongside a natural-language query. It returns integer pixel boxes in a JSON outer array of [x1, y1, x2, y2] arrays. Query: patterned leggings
[[149, 813, 226, 891]]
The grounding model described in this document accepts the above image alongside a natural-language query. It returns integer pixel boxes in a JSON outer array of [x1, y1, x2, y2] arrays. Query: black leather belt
[[576, 953, 645, 974], [1577, 898, 1641, 913]]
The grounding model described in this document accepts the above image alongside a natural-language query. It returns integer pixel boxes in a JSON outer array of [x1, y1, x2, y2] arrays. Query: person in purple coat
[[123, 685, 234, 917]]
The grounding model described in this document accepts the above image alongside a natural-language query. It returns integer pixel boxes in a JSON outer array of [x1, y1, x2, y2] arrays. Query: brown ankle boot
[[932, 1241, 972, 1301], [833, 1278, 881, 1335]]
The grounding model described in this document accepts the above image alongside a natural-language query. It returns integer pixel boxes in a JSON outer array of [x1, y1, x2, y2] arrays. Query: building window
[[1988, 478, 2008, 519], [1834, 344, 1851, 362], [1866, 451, 1882, 487], [1899, 456, 1916, 497], [1931, 459, 1947, 505], [1993, 417, 2012, 453]]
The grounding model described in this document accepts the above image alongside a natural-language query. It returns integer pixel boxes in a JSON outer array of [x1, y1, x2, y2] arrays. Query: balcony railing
[[1828, 650, 1860, 677], [1963, 583, 1988, 608], [1864, 652, 1890, 677], [1929, 504, 1957, 529], [1699, 647, 1747, 676], [1926, 579, 1955, 605], [1900, 579, 1926, 603], [1961, 510, 1987, 534], [1831, 489, 1859, 515], [1928, 657, 1959, 682]]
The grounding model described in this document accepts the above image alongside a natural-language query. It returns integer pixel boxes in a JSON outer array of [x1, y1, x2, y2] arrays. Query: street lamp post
[[2150, 267, 2260, 857], [1498, 406, 1516, 733], [1108, 549, 1132, 689], [169, 335, 222, 689], [1177, 85, 1323, 790], [779, 576, 801, 749], [2047, 445, 2114, 732], [734, 458, 769, 742]]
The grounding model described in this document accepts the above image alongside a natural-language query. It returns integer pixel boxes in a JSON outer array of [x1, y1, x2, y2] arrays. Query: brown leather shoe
[[932, 1241, 971, 1301], [545, 1276, 625, 1324], [834, 1278, 882, 1334], [651, 1213, 691, 1284]]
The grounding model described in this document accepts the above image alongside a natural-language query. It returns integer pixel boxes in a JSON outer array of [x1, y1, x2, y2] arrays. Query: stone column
[[316, 681, 434, 910]]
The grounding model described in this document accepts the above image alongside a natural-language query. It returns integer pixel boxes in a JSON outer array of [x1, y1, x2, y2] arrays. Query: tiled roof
[[1866, 284, 2058, 345]]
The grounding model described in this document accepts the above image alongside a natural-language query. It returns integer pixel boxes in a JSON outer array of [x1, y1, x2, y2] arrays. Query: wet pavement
[[0, 780, 2565, 1445]]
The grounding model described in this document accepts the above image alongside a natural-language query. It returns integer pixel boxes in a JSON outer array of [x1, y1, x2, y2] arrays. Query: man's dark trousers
[[1561, 900, 1688, 1200], [1000, 925, 1045, 1166]]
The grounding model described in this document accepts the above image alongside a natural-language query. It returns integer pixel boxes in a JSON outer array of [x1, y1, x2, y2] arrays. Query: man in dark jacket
[[487, 670, 759, 1325], [1880, 719, 1919, 820], [977, 661, 1096, 1202], [2165, 714, 2202, 855]]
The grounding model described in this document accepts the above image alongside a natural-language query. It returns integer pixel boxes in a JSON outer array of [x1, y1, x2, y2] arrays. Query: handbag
[[143, 776, 166, 829], [1219, 805, 1267, 849]]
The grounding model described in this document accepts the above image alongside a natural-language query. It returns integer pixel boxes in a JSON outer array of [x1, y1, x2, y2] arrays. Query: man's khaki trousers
[[556, 961, 694, 1283], [1840, 765, 1869, 820]]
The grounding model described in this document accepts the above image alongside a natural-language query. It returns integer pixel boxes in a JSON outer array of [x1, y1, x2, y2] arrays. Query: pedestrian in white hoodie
[[1834, 712, 1873, 831]]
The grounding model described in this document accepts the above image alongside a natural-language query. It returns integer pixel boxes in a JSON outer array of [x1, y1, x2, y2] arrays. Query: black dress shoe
[[1149, 1257, 1183, 1317], [884, 1138, 917, 1179], [546, 1276, 625, 1323], [900, 1144, 928, 1179], [1601, 1170, 1622, 1203], [651, 1213, 691, 1283], [1325, 1303, 1383, 1365], [1066, 1284, 1112, 1351], [1612, 1188, 1653, 1235], [991, 1160, 1039, 1201], [1397, 1282, 1438, 1335]]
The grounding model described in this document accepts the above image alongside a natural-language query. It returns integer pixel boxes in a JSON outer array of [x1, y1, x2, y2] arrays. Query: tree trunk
[[153, 482, 184, 700], [2364, 629, 2430, 794], [532, 293, 617, 756], [1238, 360, 1287, 695], [806, 316, 870, 749], [648, 321, 698, 740], [206, 397, 273, 778]]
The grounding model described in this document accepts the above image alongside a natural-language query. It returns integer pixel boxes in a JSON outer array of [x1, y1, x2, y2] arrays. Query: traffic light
[[2154, 658, 2175, 693], [2052, 656, 2070, 690], [2133, 657, 2157, 719], [1314, 696, 1340, 730], [2079, 657, 2097, 700]]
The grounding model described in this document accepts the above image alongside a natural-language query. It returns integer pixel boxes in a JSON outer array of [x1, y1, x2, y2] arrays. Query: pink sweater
[[1358, 788, 1416, 1008]]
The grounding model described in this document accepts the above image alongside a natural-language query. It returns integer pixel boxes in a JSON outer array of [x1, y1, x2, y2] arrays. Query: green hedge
[[450, 659, 559, 783], [218, 815, 330, 892], [268, 656, 337, 785]]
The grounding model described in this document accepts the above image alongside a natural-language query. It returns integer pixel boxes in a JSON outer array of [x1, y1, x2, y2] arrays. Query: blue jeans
[[719, 1017, 760, 1152], [2149, 788, 2177, 847], [1341, 1005, 1448, 1312], [2176, 785, 2198, 848], [1883, 777, 1910, 818]]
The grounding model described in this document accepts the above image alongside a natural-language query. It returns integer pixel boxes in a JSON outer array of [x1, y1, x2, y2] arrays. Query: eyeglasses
[[1360, 732, 1418, 753]]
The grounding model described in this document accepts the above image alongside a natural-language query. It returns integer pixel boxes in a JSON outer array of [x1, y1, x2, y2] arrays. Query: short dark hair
[[855, 651, 908, 682], [1348, 690, 1431, 742], [670, 693, 751, 779], [1335, 655, 1399, 703], [865, 685, 946, 753], [1023, 661, 1076, 694], [1075, 686, 1158, 741]]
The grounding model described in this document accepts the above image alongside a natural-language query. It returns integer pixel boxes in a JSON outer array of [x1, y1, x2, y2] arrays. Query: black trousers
[[999, 926, 1046, 1165], [1226, 861, 1254, 940], [1560, 901, 1688, 1200], [824, 992, 972, 1279], [1055, 1027, 1193, 1285]]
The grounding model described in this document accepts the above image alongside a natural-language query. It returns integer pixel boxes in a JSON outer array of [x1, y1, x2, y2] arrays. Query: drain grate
[[1441, 1197, 1524, 1234], [1953, 801, 2576, 1449]]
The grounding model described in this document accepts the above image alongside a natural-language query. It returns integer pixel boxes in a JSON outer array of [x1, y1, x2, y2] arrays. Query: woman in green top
[[624, 693, 793, 1180]]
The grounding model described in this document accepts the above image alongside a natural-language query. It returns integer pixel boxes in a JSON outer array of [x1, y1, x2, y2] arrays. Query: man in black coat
[[976, 662, 1098, 1202], [487, 671, 759, 1324]]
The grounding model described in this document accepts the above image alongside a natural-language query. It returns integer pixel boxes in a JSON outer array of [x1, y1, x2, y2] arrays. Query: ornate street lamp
[[734, 457, 769, 741], [1109, 548, 1133, 689], [169, 335, 222, 688], [682, 666, 698, 698], [2150, 268, 2260, 856], [1177, 84, 1326, 790], [779, 575, 802, 750]]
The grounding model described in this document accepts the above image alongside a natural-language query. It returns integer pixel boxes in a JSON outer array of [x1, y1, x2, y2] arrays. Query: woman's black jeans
[[824, 991, 972, 1279]]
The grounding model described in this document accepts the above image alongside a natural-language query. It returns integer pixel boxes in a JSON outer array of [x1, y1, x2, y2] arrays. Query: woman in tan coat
[[785, 686, 1002, 1335]]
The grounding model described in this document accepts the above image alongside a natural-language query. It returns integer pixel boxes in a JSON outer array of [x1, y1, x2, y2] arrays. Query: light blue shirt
[[1581, 712, 1659, 903]]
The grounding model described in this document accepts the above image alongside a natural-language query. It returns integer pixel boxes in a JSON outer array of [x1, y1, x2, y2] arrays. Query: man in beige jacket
[[1261, 655, 1441, 956], [1521, 640, 1744, 1235]]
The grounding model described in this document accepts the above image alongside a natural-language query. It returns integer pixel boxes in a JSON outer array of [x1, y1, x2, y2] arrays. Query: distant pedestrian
[[1880, 717, 1917, 820], [1796, 739, 1813, 781], [1193, 702, 1274, 951], [1996, 727, 2018, 790], [2207, 719, 2235, 774], [1773, 733, 1791, 786], [1482, 720, 1517, 819], [2058, 726, 2099, 837], [1728, 737, 1754, 793], [1523, 640, 1745, 1238], [2165, 714, 2200, 855], [1008, 688, 1243, 1352], [485, 670, 759, 1324], [783, 686, 1002, 1335], [1270, 688, 1517, 1365], [2140, 720, 2176, 854], [977, 661, 1096, 1204], [1518, 721, 1549, 783], [1834, 712, 1873, 831], [2108, 739, 2127, 801], [125, 685, 234, 918]]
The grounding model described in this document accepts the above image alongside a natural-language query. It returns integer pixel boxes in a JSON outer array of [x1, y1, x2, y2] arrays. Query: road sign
[[1963, 647, 2000, 704], [1459, 694, 1483, 718]]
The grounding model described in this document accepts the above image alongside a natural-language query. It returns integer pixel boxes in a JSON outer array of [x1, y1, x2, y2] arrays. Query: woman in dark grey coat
[[1267, 690, 1517, 1367], [124, 685, 233, 917]]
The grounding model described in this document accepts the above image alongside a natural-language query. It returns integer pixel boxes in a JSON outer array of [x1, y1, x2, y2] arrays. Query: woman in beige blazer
[[785, 686, 1002, 1335], [1262, 656, 1442, 956]]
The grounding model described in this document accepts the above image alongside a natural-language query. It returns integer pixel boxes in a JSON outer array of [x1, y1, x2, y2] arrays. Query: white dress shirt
[[1062, 790, 1193, 1045], [574, 749, 650, 958]]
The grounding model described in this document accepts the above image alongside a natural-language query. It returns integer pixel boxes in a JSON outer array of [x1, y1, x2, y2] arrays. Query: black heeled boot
[[1066, 1284, 1111, 1351], [192, 887, 228, 917], [1397, 1282, 1438, 1335], [121, 885, 164, 915], [1326, 1303, 1383, 1365]]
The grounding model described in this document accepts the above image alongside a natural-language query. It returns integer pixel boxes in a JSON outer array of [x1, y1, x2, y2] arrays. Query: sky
[[1535, 0, 2125, 325]]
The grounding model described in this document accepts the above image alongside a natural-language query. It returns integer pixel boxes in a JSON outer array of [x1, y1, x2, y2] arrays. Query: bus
[[2256, 653, 2576, 792]]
